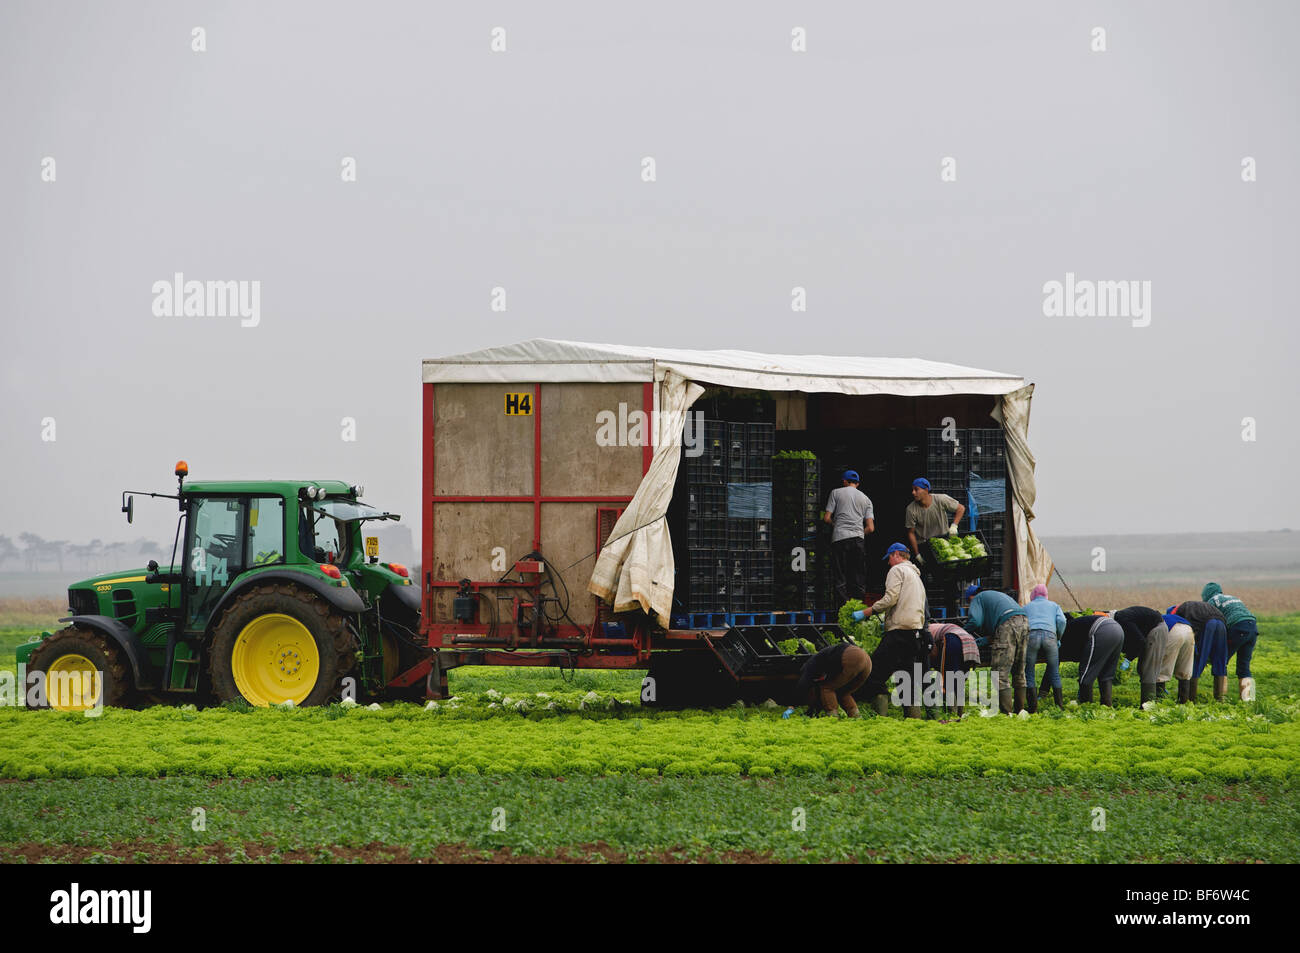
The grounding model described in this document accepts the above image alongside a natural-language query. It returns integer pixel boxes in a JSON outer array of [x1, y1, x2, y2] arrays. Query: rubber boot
[[1177, 679, 1190, 704], [1014, 686, 1027, 714], [1240, 677, 1256, 702], [870, 694, 889, 717], [904, 705, 924, 720], [1187, 678, 1198, 703], [1140, 683, 1155, 705], [1155, 681, 1168, 699], [1053, 686, 1063, 709], [1078, 682, 1094, 704], [1026, 687, 1038, 714], [998, 687, 1015, 714], [1213, 676, 1228, 702], [1099, 680, 1114, 708]]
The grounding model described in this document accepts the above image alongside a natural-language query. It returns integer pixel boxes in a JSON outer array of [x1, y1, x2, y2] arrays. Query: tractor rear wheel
[[27, 626, 131, 711], [209, 584, 355, 707]]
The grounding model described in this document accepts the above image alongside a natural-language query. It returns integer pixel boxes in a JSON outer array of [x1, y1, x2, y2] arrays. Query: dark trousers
[[862, 628, 925, 699], [831, 536, 866, 605], [1227, 620, 1258, 678]]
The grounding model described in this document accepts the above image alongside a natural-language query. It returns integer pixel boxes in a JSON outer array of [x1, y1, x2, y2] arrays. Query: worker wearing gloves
[[1159, 611, 1196, 703], [785, 641, 872, 718], [1022, 582, 1066, 712], [1171, 600, 1229, 702], [1201, 583, 1259, 701], [904, 478, 965, 567], [823, 470, 875, 605], [1112, 605, 1170, 706], [1060, 613, 1125, 705], [965, 587, 1030, 714], [856, 543, 930, 718], [928, 621, 981, 716]]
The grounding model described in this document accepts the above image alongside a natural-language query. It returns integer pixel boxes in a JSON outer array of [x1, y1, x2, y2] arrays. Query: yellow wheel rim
[[46, 654, 101, 711], [231, 613, 321, 707]]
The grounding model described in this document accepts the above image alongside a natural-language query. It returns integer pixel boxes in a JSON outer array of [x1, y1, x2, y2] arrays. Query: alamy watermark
[[152, 273, 261, 327], [1042, 272, 1151, 328]]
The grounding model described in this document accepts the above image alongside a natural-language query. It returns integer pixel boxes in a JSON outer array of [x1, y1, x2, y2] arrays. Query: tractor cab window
[[246, 497, 285, 568], [299, 505, 347, 565], [185, 497, 246, 631]]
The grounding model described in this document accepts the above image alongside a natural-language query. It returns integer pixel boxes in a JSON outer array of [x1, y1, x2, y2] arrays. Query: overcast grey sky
[[2, 0, 1297, 553]]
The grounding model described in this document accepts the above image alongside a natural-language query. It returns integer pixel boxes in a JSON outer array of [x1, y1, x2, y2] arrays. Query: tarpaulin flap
[[588, 371, 704, 627], [424, 339, 1027, 397], [991, 384, 1054, 601]]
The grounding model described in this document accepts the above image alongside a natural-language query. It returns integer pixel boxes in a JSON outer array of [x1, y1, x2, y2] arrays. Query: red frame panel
[[421, 379, 660, 664]]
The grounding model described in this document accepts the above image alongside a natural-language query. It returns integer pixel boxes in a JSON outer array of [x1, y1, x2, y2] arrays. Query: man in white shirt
[[823, 469, 874, 605]]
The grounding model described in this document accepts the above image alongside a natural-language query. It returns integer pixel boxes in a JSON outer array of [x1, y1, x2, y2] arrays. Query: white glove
[[948, 523, 959, 536]]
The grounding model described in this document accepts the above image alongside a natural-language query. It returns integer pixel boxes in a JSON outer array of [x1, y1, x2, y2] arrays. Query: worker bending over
[[1170, 600, 1229, 702], [1112, 605, 1169, 706], [1060, 613, 1125, 706], [1159, 611, 1196, 703], [786, 641, 872, 718], [1201, 583, 1259, 701], [966, 587, 1029, 714]]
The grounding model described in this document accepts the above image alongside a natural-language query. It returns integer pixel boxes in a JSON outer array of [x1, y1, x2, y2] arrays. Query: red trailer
[[397, 340, 1051, 705]]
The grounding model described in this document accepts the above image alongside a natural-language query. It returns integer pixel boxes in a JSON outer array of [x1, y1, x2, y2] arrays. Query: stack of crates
[[772, 454, 826, 611], [686, 419, 774, 613]]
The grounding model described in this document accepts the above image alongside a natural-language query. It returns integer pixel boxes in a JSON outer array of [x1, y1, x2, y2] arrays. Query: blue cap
[[883, 542, 909, 560], [843, 469, 859, 482], [912, 477, 931, 490], [964, 584, 981, 599]]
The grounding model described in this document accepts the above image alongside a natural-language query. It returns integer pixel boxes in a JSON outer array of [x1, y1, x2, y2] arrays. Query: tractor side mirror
[[123, 496, 134, 524], [147, 560, 159, 573]]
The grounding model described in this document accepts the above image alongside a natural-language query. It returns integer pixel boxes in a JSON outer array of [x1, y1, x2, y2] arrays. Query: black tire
[[27, 626, 131, 710], [209, 583, 356, 707]]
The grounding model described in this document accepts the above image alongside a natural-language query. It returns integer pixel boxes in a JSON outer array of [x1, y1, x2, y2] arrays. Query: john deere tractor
[[17, 463, 426, 710]]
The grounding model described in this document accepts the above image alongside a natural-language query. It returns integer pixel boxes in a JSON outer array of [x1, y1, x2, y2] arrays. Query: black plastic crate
[[687, 483, 727, 519], [687, 517, 727, 548], [686, 421, 729, 483], [727, 519, 754, 549], [727, 423, 747, 473], [966, 428, 1007, 479]]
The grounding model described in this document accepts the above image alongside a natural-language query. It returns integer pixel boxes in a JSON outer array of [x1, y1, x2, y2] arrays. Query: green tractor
[[17, 462, 425, 711]]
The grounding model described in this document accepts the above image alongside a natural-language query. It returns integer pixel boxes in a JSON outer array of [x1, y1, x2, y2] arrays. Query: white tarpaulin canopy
[[424, 340, 1052, 624], [423, 338, 1027, 397]]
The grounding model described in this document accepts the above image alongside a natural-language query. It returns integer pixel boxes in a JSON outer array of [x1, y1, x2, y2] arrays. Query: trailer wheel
[[209, 584, 355, 707], [27, 626, 131, 711]]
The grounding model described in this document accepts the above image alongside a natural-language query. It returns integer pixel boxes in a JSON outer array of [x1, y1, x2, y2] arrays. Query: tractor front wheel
[[27, 626, 131, 711], [209, 584, 355, 707]]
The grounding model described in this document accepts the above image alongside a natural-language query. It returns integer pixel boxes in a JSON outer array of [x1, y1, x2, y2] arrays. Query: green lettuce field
[[1, 616, 1298, 862]]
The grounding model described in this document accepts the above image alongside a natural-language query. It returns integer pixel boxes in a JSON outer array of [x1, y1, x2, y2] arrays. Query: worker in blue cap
[[823, 469, 874, 605], [905, 477, 965, 567]]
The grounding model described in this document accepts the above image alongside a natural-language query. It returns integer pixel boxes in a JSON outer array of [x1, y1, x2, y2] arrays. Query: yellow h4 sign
[[504, 392, 532, 415]]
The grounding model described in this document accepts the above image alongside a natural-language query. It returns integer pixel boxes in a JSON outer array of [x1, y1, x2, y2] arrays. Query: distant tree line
[[0, 534, 172, 573]]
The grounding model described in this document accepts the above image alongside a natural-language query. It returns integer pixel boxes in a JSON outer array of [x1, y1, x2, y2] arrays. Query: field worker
[[823, 469, 875, 605], [1171, 600, 1229, 702], [1201, 583, 1259, 701], [1060, 613, 1125, 706], [1022, 583, 1066, 712], [857, 543, 929, 718], [965, 586, 1029, 714], [928, 621, 981, 716], [785, 641, 872, 718], [1112, 606, 1169, 706], [904, 478, 965, 567], [1159, 611, 1196, 703]]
